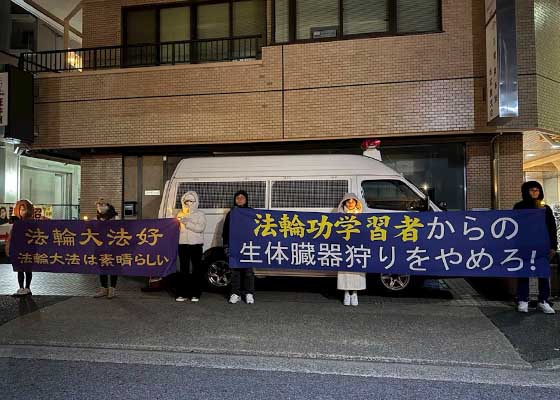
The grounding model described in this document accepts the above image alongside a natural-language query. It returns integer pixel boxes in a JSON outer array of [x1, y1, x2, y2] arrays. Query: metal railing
[[19, 35, 263, 73]]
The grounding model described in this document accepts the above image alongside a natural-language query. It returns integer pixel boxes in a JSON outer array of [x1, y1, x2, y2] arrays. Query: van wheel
[[207, 259, 231, 288], [379, 274, 411, 292]]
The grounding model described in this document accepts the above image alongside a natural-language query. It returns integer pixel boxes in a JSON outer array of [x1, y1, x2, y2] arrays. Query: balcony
[[20, 35, 263, 73]]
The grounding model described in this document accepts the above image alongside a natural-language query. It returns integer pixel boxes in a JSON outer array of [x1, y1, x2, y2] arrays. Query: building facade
[[21, 0, 560, 220]]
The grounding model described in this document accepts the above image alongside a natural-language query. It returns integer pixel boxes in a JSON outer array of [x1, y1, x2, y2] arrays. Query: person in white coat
[[176, 191, 207, 302], [337, 193, 366, 306]]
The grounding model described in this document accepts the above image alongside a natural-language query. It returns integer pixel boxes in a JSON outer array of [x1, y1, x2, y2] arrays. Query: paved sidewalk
[[3, 264, 560, 373], [0, 293, 529, 369], [0, 264, 515, 308]]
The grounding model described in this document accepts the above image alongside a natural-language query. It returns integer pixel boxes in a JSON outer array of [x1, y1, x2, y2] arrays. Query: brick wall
[[80, 155, 123, 218], [35, 0, 558, 153], [535, 0, 560, 133], [465, 134, 523, 210], [497, 133, 524, 209], [466, 140, 492, 209], [37, 0, 498, 149]]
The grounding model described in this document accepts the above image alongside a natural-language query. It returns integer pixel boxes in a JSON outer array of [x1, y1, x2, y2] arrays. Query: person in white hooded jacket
[[337, 193, 366, 306], [175, 191, 207, 302]]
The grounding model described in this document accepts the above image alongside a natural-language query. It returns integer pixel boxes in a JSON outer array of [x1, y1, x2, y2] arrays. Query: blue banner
[[9, 219, 180, 277], [229, 209, 551, 278]]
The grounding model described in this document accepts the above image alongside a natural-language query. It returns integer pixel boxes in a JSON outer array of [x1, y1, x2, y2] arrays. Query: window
[[361, 180, 424, 211], [197, 3, 230, 61], [160, 7, 191, 63], [197, 3, 230, 39], [271, 180, 348, 209], [234, 0, 265, 58], [123, 1, 265, 65], [381, 143, 466, 210], [343, 0, 388, 35], [296, 0, 339, 40], [397, 0, 440, 33], [176, 181, 266, 209], [234, 0, 265, 36], [126, 9, 157, 45], [273, 0, 441, 43], [125, 9, 157, 66], [274, 0, 290, 43]]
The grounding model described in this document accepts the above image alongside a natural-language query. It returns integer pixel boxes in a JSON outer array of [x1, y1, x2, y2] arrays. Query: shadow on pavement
[[481, 306, 560, 364], [253, 276, 453, 301], [0, 295, 70, 326]]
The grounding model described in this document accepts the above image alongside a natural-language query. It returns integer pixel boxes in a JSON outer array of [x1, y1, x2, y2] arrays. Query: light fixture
[[525, 153, 536, 157]]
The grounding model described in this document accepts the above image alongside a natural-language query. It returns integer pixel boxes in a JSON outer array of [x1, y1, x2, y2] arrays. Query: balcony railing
[[19, 35, 263, 73]]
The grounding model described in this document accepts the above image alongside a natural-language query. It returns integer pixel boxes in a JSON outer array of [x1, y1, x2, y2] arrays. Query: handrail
[[0, 49, 19, 59], [19, 35, 263, 73]]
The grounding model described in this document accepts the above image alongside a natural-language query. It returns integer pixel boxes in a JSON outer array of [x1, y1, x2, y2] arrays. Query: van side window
[[271, 180, 348, 208], [361, 180, 424, 211], [175, 182, 266, 209]]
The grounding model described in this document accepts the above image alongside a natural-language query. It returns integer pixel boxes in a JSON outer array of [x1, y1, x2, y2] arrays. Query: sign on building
[[485, 0, 518, 123]]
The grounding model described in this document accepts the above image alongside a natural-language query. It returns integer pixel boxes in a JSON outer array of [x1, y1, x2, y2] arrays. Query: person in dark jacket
[[6, 200, 35, 296], [93, 199, 120, 299], [222, 190, 255, 304], [514, 181, 557, 314]]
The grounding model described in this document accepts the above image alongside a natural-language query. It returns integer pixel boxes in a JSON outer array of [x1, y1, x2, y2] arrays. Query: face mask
[[182, 198, 195, 212]]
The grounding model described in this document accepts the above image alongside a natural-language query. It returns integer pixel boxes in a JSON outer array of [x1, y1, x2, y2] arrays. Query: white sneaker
[[13, 288, 26, 296], [517, 301, 529, 313], [537, 301, 556, 314], [175, 296, 187, 302], [350, 293, 359, 306], [343, 291, 351, 306], [93, 288, 108, 298], [245, 294, 254, 304], [22, 288, 31, 296], [190, 297, 200, 303], [107, 287, 116, 299], [229, 294, 241, 304]]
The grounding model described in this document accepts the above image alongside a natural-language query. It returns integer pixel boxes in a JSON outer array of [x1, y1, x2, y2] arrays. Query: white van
[[158, 150, 441, 293]]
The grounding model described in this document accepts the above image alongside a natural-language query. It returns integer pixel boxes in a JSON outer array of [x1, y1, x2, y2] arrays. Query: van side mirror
[[410, 199, 430, 212]]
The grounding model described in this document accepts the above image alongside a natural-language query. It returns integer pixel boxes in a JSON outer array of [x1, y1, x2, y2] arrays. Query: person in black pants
[[7, 200, 35, 296], [222, 190, 255, 304], [514, 181, 557, 314], [176, 191, 207, 302], [93, 199, 119, 299]]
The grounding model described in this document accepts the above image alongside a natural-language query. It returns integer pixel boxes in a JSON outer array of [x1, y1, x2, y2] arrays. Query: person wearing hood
[[176, 191, 207, 302], [337, 193, 366, 306], [222, 190, 255, 304], [514, 181, 557, 314], [93, 199, 120, 299]]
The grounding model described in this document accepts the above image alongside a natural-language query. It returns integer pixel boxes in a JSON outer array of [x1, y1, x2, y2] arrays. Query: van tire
[[205, 258, 231, 290], [369, 274, 422, 295]]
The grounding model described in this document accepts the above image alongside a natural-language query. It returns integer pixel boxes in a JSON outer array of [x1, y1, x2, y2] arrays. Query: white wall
[[0, 144, 80, 219]]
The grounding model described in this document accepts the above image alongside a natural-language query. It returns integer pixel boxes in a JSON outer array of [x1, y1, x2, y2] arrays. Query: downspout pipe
[[490, 133, 503, 210]]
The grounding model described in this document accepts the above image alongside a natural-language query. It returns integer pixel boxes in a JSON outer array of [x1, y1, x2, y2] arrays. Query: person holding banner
[[223, 190, 255, 304], [514, 181, 557, 314], [0, 206, 8, 225], [337, 193, 366, 306], [175, 191, 207, 303], [93, 199, 120, 299], [6, 200, 34, 296]]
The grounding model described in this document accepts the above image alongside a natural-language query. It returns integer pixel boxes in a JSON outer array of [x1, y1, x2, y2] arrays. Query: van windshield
[[361, 180, 425, 211]]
